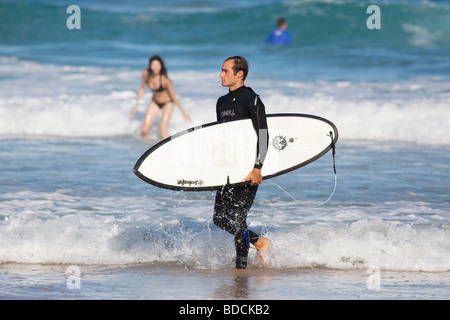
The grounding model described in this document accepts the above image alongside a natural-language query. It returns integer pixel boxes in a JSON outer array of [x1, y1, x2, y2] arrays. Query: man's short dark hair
[[277, 17, 287, 28], [225, 56, 249, 81]]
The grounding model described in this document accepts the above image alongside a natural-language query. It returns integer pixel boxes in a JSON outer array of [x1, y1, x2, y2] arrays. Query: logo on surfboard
[[177, 179, 205, 187], [271, 135, 296, 151]]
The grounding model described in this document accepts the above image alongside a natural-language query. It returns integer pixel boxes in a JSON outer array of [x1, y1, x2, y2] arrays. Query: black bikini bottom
[[153, 99, 171, 109]]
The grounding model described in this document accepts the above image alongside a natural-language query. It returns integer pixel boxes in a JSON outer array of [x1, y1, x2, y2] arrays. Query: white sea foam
[[401, 23, 441, 48], [1, 58, 449, 144], [0, 190, 448, 271], [266, 219, 450, 272]]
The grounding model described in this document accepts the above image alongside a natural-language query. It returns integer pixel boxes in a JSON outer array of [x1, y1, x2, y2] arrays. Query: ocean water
[[0, 0, 449, 300]]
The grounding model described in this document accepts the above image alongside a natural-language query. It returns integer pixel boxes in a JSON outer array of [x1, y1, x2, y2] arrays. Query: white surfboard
[[134, 113, 338, 191]]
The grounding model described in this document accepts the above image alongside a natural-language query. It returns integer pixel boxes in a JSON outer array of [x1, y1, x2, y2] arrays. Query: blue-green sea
[[0, 0, 449, 300]]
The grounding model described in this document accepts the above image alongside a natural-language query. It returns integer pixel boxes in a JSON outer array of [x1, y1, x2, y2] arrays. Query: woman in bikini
[[130, 55, 190, 139]]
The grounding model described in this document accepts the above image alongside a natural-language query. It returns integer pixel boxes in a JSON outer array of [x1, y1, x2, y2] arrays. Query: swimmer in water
[[265, 17, 292, 46], [130, 55, 190, 139]]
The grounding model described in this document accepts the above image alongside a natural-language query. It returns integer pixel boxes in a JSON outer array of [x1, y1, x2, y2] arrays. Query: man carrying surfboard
[[214, 56, 272, 270]]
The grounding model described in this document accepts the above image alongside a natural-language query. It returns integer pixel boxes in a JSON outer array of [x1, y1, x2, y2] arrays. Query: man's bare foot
[[232, 268, 247, 274], [254, 237, 272, 264]]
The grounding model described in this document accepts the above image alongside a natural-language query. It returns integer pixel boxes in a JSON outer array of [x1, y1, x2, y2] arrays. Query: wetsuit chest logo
[[221, 109, 236, 118]]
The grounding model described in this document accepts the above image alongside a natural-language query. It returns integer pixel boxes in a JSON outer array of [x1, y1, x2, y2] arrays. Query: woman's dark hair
[[225, 56, 249, 81], [148, 55, 168, 76]]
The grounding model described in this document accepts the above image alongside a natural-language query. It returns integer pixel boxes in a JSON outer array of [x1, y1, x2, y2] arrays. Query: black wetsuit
[[213, 86, 269, 269]]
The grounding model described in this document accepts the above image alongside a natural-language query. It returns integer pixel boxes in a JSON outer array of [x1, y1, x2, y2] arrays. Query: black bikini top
[[155, 83, 166, 92], [150, 75, 167, 93]]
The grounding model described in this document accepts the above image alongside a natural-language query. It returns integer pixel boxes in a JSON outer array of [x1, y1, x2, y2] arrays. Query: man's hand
[[242, 168, 263, 186]]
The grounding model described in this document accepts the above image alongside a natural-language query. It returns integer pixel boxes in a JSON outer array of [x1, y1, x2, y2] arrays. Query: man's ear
[[236, 70, 244, 80]]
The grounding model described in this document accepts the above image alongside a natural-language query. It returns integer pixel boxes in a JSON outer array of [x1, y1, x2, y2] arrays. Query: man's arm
[[243, 94, 269, 185], [250, 95, 269, 169]]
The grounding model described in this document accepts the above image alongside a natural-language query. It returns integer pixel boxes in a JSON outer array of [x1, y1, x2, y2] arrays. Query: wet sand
[[1, 263, 448, 300]]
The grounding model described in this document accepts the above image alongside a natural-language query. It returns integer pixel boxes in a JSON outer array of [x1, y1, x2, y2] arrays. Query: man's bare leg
[[254, 237, 272, 264]]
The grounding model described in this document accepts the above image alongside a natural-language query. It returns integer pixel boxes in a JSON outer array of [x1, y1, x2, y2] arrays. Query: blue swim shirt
[[265, 28, 292, 46]]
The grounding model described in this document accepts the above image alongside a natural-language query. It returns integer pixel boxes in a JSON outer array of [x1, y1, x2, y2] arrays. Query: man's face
[[220, 59, 240, 88]]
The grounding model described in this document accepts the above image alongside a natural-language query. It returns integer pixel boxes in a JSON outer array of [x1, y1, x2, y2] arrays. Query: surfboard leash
[[267, 174, 337, 207], [267, 131, 338, 207], [328, 131, 337, 175]]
